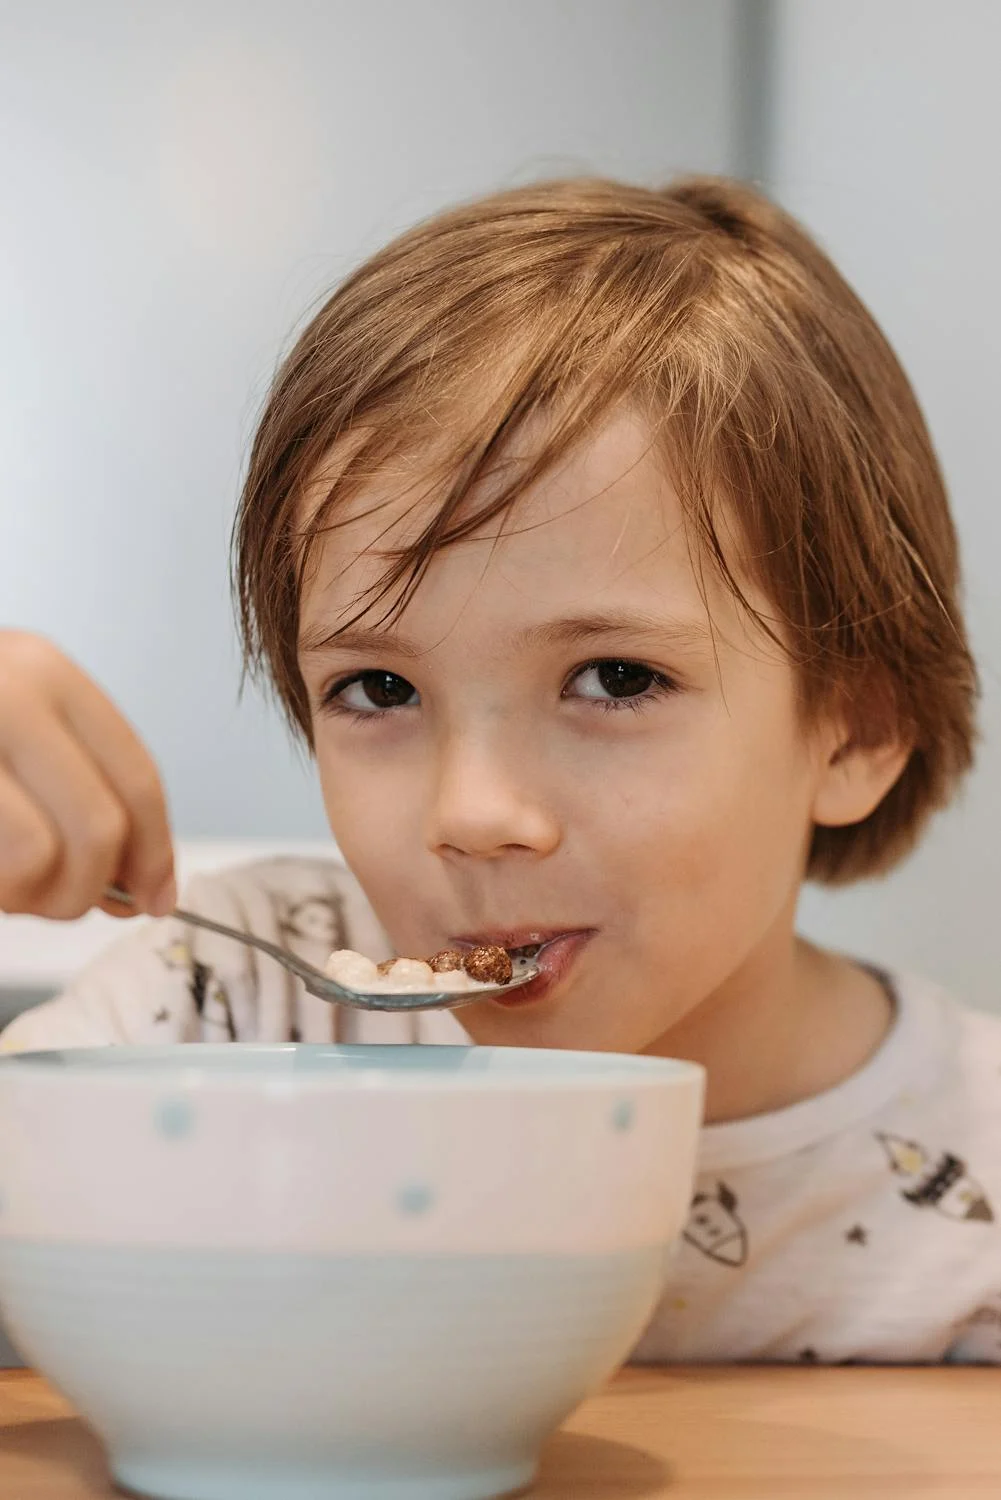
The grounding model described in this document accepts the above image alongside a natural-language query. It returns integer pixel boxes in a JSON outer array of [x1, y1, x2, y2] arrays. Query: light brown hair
[[234, 175, 977, 884]]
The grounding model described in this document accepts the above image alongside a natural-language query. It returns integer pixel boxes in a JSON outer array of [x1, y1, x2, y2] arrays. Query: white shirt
[[4, 855, 1001, 1364]]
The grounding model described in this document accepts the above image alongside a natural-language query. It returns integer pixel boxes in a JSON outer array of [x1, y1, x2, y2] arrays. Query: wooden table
[[1, 1364, 999, 1498]]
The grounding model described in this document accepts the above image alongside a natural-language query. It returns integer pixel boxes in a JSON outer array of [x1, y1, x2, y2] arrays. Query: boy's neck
[[645, 921, 894, 1126]]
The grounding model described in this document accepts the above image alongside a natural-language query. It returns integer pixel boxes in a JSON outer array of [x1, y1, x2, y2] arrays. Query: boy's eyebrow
[[300, 610, 711, 657], [300, 625, 425, 658], [519, 611, 712, 652]]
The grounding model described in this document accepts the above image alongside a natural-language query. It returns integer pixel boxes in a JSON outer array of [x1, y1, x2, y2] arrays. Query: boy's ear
[[811, 723, 912, 830]]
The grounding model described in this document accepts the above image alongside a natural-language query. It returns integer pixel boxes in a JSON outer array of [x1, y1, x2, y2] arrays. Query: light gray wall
[[0, 0, 740, 839], [768, 0, 1001, 1011]]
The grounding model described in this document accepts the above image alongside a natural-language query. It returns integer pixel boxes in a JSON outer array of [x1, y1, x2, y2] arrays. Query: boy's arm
[[0, 913, 202, 1052]]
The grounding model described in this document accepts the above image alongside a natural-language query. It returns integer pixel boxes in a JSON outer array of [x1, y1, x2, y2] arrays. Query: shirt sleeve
[[0, 912, 205, 1051]]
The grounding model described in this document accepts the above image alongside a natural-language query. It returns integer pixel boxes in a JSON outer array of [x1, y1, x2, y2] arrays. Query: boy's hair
[[235, 175, 977, 885]]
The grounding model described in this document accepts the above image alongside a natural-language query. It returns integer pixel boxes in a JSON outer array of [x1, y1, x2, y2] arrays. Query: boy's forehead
[[297, 411, 755, 646], [303, 410, 655, 531]]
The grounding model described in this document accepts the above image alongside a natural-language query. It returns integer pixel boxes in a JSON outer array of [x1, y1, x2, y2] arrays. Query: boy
[[1, 175, 998, 1363]]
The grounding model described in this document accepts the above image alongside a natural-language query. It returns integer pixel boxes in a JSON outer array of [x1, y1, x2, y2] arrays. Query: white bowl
[[0, 1043, 703, 1500]]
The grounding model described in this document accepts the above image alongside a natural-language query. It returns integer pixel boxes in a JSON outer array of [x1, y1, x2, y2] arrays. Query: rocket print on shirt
[[877, 1133, 994, 1222], [683, 1181, 749, 1266]]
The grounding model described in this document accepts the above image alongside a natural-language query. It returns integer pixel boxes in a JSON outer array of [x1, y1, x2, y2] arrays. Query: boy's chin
[[456, 997, 648, 1056]]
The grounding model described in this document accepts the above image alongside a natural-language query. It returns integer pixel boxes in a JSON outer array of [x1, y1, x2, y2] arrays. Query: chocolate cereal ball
[[428, 949, 465, 973], [462, 945, 513, 985]]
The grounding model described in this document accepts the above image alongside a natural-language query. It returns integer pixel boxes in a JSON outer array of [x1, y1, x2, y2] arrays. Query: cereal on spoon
[[325, 944, 513, 994]]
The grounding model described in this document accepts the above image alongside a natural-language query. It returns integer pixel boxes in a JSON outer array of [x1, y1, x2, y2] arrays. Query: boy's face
[[297, 412, 839, 1054]]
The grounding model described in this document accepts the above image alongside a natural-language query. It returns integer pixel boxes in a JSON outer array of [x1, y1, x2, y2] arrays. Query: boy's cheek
[[321, 794, 406, 883], [318, 772, 429, 931]]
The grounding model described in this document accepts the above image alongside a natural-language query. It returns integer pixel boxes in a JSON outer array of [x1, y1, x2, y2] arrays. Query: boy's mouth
[[449, 929, 594, 1006]]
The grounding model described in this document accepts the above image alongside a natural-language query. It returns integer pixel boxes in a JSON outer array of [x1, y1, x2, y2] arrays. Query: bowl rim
[[0, 1042, 705, 1096]]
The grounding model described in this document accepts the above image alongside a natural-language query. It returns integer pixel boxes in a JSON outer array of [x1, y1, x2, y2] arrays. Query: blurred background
[[1, 0, 998, 1010]]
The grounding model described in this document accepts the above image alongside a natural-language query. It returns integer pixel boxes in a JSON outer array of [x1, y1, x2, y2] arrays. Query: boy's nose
[[425, 730, 562, 862]]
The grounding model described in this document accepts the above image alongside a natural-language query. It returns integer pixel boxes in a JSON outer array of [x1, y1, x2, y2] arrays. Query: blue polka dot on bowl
[[155, 1098, 194, 1141], [397, 1182, 434, 1216]]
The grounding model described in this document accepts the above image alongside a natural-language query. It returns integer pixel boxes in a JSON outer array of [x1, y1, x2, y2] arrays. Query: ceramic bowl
[[0, 1043, 703, 1500]]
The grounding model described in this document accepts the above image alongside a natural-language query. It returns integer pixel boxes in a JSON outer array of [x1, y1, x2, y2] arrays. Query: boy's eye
[[327, 671, 419, 713], [565, 659, 664, 702]]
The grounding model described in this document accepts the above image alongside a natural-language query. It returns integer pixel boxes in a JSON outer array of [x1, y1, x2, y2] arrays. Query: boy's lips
[[451, 927, 584, 951], [450, 928, 594, 1006]]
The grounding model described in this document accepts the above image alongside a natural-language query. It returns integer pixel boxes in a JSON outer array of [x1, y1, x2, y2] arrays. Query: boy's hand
[[0, 632, 176, 920]]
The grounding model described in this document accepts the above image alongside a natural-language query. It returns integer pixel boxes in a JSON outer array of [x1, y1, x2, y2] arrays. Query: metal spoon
[[103, 885, 540, 1013]]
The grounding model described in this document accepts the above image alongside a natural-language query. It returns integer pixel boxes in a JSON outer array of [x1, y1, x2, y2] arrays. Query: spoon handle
[[103, 884, 357, 1004]]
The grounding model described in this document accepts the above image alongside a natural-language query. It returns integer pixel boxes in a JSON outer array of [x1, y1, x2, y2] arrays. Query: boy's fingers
[[0, 766, 60, 912], [110, 845, 177, 918], [5, 706, 133, 920], [0, 634, 174, 918], [96, 886, 156, 920], [56, 663, 176, 915]]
